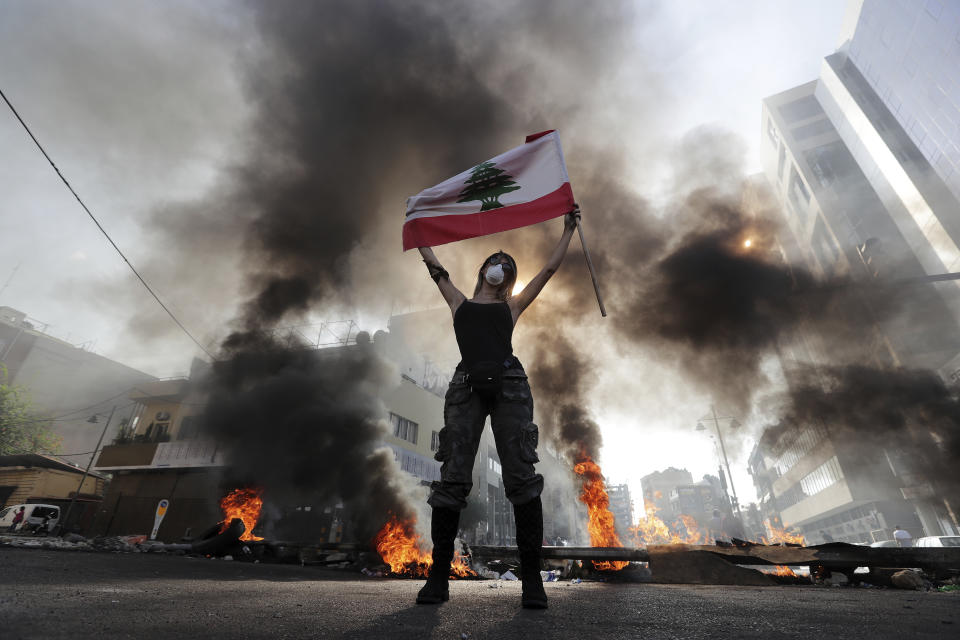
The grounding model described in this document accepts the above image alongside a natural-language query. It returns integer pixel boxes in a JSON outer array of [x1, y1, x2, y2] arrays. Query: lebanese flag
[[402, 130, 574, 250]]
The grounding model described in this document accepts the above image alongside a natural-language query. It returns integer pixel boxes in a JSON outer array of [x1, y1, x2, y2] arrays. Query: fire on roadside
[[220, 487, 265, 542], [573, 454, 628, 571], [763, 520, 805, 545], [627, 503, 707, 546], [374, 514, 474, 578], [772, 565, 797, 577]]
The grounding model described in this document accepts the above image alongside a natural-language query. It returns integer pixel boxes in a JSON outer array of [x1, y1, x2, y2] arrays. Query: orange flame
[[573, 455, 628, 571], [374, 514, 474, 578], [627, 503, 707, 546], [220, 488, 264, 542], [772, 565, 797, 577], [763, 519, 805, 545]]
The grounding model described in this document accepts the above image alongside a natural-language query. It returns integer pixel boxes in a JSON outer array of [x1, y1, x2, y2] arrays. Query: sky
[[0, 0, 851, 513]]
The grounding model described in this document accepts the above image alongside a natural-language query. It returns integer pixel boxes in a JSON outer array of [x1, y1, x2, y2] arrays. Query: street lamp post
[[59, 404, 116, 536], [697, 405, 741, 515]]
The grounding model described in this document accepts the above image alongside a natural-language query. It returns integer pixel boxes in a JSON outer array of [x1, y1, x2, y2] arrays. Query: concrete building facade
[[0, 306, 156, 468], [641, 467, 693, 518], [755, 0, 960, 543], [607, 483, 634, 542]]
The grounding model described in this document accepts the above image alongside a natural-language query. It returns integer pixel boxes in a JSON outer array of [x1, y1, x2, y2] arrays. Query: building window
[[178, 415, 200, 441], [800, 456, 844, 498], [791, 118, 833, 141], [778, 144, 786, 181], [773, 425, 826, 476], [390, 413, 418, 444], [767, 118, 780, 147], [430, 430, 440, 452], [787, 166, 810, 223], [778, 95, 821, 124]]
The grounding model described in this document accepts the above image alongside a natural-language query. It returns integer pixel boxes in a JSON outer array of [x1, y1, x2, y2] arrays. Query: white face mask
[[485, 263, 506, 286]]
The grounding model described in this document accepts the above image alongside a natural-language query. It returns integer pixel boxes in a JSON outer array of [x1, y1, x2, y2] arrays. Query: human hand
[[564, 205, 581, 231]]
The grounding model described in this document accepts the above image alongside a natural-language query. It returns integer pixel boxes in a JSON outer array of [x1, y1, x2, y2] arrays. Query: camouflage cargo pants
[[427, 368, 544, 510]]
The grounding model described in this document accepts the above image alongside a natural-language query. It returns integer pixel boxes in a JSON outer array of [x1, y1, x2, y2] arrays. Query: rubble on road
[[891, 570, 927, 590], [0, 533, 93, 551]]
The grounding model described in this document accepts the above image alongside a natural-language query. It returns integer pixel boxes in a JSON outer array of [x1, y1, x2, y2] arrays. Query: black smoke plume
[[181, 0, 645, 540], [770, 364, 960, 508], [201, 337, 408, 540], [525, 329, 603, 463]]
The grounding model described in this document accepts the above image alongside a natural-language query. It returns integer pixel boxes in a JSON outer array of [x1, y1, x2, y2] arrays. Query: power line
[[0, 87, 215, 360], [0, 402, 137, 429]]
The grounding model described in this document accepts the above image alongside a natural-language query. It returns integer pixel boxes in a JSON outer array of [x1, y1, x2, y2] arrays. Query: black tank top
[[453, 301, 514, 369]]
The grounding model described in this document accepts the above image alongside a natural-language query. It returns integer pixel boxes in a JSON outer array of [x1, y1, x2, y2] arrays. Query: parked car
[[869, 540, 899, 548], [0, 504, 61, 533], [915, 536, 960, 547]]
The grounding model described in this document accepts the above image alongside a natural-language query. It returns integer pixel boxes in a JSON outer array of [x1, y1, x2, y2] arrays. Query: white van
[[0, 504, 61, 533]]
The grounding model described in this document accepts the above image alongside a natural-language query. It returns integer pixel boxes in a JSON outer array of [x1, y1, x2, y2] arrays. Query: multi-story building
[[91, 367, 224, 540], [607, 483, 634, 542], [747, 422, 935, 544], [640, 468, 693, 518], [0, 306, 157, 468], [669, 482, 721, 526], [756, 0, 960, 542], [762, 1, 960, 373]]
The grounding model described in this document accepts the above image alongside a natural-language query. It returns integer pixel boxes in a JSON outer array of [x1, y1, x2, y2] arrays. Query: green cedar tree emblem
[[457, 161, 521, 211]]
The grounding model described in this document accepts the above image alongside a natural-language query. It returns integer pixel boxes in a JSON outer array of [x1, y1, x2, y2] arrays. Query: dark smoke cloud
[[200, 337, 410, 540], [179, 0, 648, 538], [769, 364, 960, 506], [524, 330, 603, 463]]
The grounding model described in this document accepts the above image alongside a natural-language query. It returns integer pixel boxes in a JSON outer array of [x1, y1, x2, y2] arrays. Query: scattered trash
[[939, 585, 960, 592], [570, 578, 582, 584], [478, 569, 500, 580], [361, 568, 384, 577], [540, 570, 557, 582], [223, 555, 234, 561], [501, 570, 518, 581], [825, 572, 849, 586]]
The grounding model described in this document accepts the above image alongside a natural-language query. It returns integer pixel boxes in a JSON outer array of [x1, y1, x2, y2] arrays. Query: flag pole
[[576, 216, 607, 317]]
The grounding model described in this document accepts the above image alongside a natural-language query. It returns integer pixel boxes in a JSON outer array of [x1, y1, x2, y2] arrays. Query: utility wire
[[0, 402, 137, 429], [0, 87, 215, 360]]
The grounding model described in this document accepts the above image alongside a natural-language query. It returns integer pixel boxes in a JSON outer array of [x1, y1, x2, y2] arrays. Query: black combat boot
[[514, 496, 548, 609], [416, 507, 460, 604]]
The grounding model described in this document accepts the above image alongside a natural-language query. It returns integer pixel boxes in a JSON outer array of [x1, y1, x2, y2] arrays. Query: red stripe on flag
[[402, 182, 574, 251], [524, 129, 556, 143]]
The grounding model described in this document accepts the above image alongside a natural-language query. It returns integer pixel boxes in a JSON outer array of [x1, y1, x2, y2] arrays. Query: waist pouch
[[466, 360, 505, 394]]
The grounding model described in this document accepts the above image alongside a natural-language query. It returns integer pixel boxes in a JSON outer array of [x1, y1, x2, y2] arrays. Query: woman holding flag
[[414, 205, 580, 609]]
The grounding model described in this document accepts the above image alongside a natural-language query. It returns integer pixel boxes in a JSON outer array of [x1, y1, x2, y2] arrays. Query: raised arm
[[419, 246, 466, 317], [510, 205, 580, 322]]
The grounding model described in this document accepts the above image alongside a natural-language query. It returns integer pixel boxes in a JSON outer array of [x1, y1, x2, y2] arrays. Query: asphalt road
[[0, 547, 957, 639]]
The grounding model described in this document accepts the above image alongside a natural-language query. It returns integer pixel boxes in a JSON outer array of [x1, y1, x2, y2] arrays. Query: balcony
[[94, 443, 159, 470], [94, 439, 224, 471]]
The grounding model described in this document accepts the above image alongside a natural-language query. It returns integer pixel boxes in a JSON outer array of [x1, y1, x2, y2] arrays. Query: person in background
[[9, 506, 25, 533], [893, 525, 912, 548]]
